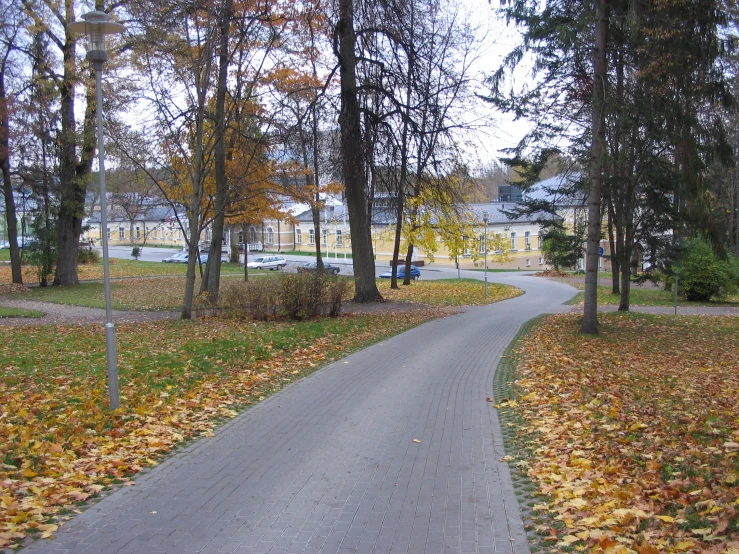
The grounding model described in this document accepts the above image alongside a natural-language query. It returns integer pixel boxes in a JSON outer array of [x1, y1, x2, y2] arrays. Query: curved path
[[20, 275, 577, 554]]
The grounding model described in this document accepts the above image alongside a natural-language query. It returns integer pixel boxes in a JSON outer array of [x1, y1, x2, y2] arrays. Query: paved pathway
[[20, 275, 577, 554]]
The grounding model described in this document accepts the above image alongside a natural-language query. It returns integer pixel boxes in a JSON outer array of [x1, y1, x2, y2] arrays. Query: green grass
[[0, 306, 45, 318], [21, 283, 122, 309]]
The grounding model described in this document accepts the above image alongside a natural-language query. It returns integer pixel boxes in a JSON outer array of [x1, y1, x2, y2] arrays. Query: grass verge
[[0, 306, 45, 318]]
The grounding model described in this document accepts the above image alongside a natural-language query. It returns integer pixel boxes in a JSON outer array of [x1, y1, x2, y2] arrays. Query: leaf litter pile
[[0, 311, 441, 548], [499, 312, 739, 552]]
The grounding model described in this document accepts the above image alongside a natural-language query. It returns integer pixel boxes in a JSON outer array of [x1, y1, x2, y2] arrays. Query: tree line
[[1, 0, 491, 317], [2, 0, 737, 328], [488, 0, 738, 333]]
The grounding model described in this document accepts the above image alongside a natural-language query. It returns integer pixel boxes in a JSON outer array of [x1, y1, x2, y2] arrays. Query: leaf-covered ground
[[4, 276, 522, 313], [378, 278, 522, 306], [498, 312, 739, 552], [0, 311, 442, 548]]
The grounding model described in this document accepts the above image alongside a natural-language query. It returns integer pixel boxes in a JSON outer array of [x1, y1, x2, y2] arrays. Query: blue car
[[380, 265, 420, 280]]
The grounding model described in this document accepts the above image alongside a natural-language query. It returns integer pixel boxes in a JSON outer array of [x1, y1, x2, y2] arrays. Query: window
[[266, 227, 274, 245], [308, 229, 315, 245], [238, 230, 244, 244], [336, 230, 343, 246], [249, 227, 256, 243], [538, 232, 543, 250], [539, 257, 544, 265], [478, 234, 486, 254], [136, 226, 141, 239], [322, 229, 328, 246], [510, 232, 517, 251], [525, 231, 531, 250], [296, 229, 302, 245], [119, 227, 125, 239], [526, 258, 531, 267]]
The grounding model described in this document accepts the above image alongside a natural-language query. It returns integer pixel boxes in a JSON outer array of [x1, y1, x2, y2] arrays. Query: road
[[101, 246, 528, 282]]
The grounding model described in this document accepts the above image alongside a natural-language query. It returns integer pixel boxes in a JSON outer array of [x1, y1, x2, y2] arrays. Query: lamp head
[[68, 11, 125, 65]]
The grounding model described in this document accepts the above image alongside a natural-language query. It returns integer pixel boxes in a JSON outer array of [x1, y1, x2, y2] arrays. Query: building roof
[[87, 205, 184, 224], [523, 172, 588, 207]]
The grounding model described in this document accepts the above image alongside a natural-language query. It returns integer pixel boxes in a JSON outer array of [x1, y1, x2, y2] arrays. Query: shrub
[[219, 274, 348, 320], [78, 248, 100, 264], [220, 278, 281, 321], [678, 239, 739, 302], [131, 246, 142, 260], [326, 277, 351, 317], [279, 273, 326, 320]]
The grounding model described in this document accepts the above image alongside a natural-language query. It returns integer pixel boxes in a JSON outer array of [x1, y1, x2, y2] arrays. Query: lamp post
[[483, 211, 489, 297], [69, 11, 125, 410]]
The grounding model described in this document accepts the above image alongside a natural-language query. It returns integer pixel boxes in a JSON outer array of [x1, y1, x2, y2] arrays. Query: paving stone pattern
[[20, 275, 577, 554]]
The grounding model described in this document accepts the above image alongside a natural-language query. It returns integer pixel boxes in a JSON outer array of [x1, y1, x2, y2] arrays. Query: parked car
[[298, 261, 341, 275], [380, 265, 421, 280], [0, 240, 9, 249], [246, 255, 286, 270], [201, 252, 229, 264], [162, 252, 188, 263]]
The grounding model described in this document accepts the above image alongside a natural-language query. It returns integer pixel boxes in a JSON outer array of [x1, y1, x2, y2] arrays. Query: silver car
[[246, 255, 286, 270]]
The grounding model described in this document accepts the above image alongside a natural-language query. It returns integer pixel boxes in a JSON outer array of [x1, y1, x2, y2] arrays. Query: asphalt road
[[100, 246, 528, 282]]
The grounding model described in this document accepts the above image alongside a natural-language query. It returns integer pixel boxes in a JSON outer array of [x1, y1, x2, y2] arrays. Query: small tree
[[541, 227, 584, 272], [131, 246, 142, 260]]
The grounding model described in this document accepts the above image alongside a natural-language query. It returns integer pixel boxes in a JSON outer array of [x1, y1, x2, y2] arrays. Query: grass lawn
[[0, 259, 245, 286], [0, 306, 44, 318], [4, 276, 522, 312], [496, 312, 739, 551]]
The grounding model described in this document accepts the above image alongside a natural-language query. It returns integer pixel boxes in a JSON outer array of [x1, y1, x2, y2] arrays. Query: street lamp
[[483, 211, 489, 297], [69, 11, 125, 410]]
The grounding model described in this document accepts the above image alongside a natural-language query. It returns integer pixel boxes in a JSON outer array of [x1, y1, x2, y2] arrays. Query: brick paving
[[19, 274, 577, 554]]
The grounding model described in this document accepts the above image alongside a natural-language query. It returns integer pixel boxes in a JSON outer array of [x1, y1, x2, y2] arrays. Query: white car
[[246, 255, 286, 270]]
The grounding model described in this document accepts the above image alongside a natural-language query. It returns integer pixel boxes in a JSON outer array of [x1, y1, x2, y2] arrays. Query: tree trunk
[[0, 67, 21, 284], [607, 198, 619, 294], [54, 9, 82, 286], [204, 0, 233, 304], [581, 0, 608, 335], [336, 0, 381, 302]]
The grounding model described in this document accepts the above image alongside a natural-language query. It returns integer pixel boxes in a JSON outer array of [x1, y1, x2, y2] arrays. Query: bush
[[326, 278, 351, 317], [278, 273, 326, 320], [78, 248, 100, 264], [220, 279, 281, 321], [131, 246, 142, 260], [219, 274, 348, 320], [678, 239, 739, 302]]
